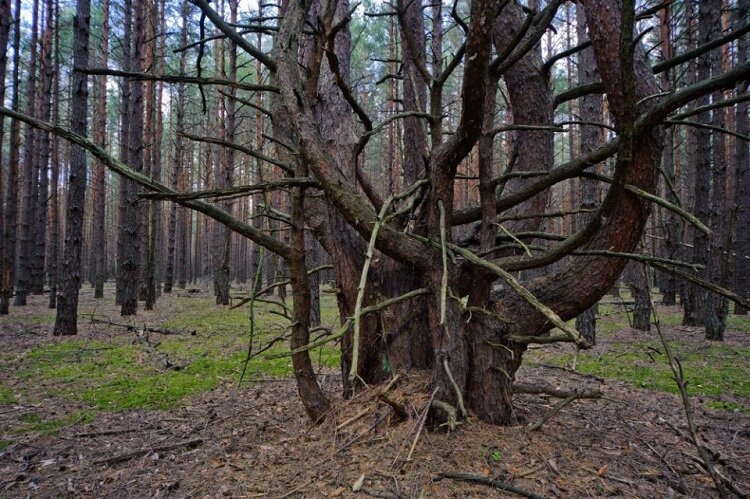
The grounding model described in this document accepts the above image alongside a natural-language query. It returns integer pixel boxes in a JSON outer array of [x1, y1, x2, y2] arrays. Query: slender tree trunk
[[213, 1, 235, 306], [658, 4, 680, 306], [1, 0, 22, 314], [142, 1, 157, 310], [91, 0, 108, 299], [115, 0, 133, 307], [700, 0, 728, 340], [32, 0, 55, 295], [48, 0, 61, 309], [151, 0, 166, 299], [0, 0, 11, 313], [164, 2, 190, 294], [53, 0, 90, 335], [14, 0, 40, 306], [624, 261, 651, 331], [119, 0, 145, 316], [733, 0, 749, 314]]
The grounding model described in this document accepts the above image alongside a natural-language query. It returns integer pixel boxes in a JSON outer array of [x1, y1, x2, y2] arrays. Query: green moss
[[14, 411, 94, 435], [0, 312, 56, 334], [0, 439, 14, 450], [728, 314, 750, 332], [0, 385, 16, 405], [545, 341, 750, 412], [4, 293, 342, 414], [82, 373, 219, 410], [706, 400, 750, 414]]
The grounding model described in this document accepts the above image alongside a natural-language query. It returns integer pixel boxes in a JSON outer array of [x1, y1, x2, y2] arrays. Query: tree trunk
[[164, 0, 189, 294], [213, 1, 236, 306], [14, 0, 40, 306], [733, 0, 749, 315], [119, 0, 145, 316], [53, 0, 90, 335], [48, 0, 61, 309], [658, 5, 679, 306], [32, 0, 55, 296], [0, 0, 22, 315], [701, 0, 729, 341], [574, 4, 602, 343], [142, 1, 157, 310], [398, 0, 427, 185], [624, 262, 651, 331], [91, 0, 108, 299], [0, 0, 11, 314]]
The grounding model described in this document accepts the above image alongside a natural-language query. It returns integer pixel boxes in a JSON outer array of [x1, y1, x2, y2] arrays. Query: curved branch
[[0, 106, 292, 259], [188, 0, 277, 71]]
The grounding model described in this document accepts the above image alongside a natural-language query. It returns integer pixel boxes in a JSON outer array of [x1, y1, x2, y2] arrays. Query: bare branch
[[76, 67, 279, 93], [189, 0, 277, 71], [0, 106, 292, 259]]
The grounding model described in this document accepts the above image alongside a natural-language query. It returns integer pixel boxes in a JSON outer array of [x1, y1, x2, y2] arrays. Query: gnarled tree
[[2, 0, 749, 425]]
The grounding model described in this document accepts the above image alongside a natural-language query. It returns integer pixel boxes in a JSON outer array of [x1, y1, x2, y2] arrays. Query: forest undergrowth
[[1, 285, 749, 497]]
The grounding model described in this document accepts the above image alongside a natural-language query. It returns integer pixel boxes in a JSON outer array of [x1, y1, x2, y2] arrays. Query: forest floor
[[1, 284, 749, 498]]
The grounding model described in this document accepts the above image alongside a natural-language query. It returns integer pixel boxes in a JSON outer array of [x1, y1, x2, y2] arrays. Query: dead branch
[[525, 394, 581, 432], [404, 388, 438, 464], [437, 472, 546, 499], [431, 400, 458, 431], [76, 67, 278, 92], [513, 382, 602, 399], [642, 267, 733, 498], [140, 177, 318, 201], [87, 316, 195, 335], [377, 393, 408, 419], [94, 438, 204, 465]]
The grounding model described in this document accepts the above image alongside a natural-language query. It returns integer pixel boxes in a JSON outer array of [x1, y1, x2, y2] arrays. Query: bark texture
[[53, 0, 90, 336]]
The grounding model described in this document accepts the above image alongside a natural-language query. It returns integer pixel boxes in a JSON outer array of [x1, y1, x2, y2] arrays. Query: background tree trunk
[[733, 0, 749, 315], [91, 0, 108, 299], [0, 0, 11, 315], [32, 0, 55, 296], [1, 0, 22, 315], [574, 4, 602, 343], [47, 0, 60, 309], [53, 0, 90, 336], [14, 0, 40, 306]]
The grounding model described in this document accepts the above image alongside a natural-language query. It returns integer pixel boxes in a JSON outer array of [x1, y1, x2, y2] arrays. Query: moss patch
[[543, 341, 750, 413], [14, 411, 94, 436], [8, 293, 341, 414], [0, 385, 16, 405]]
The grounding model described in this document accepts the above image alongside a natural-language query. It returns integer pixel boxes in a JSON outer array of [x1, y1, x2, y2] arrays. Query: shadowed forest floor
[[0, 285, 749, 497]]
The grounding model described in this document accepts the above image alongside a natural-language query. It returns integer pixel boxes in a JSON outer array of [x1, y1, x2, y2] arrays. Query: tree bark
[[91, 0, 108, 299], [53, 0, 90, 336], [624, 261, 651, 331], [398, 0, 427, 185], [48, 0, 61, 309], [0, 0, 11, 315], [574, 4, 602, 343], [119, 0, 145, 316], [32, 0, 55, 296], [14, 0, 40, 306], [701, 0, 729, 341], [0, 0, 22, 315], [734, 0, 749, 315]]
